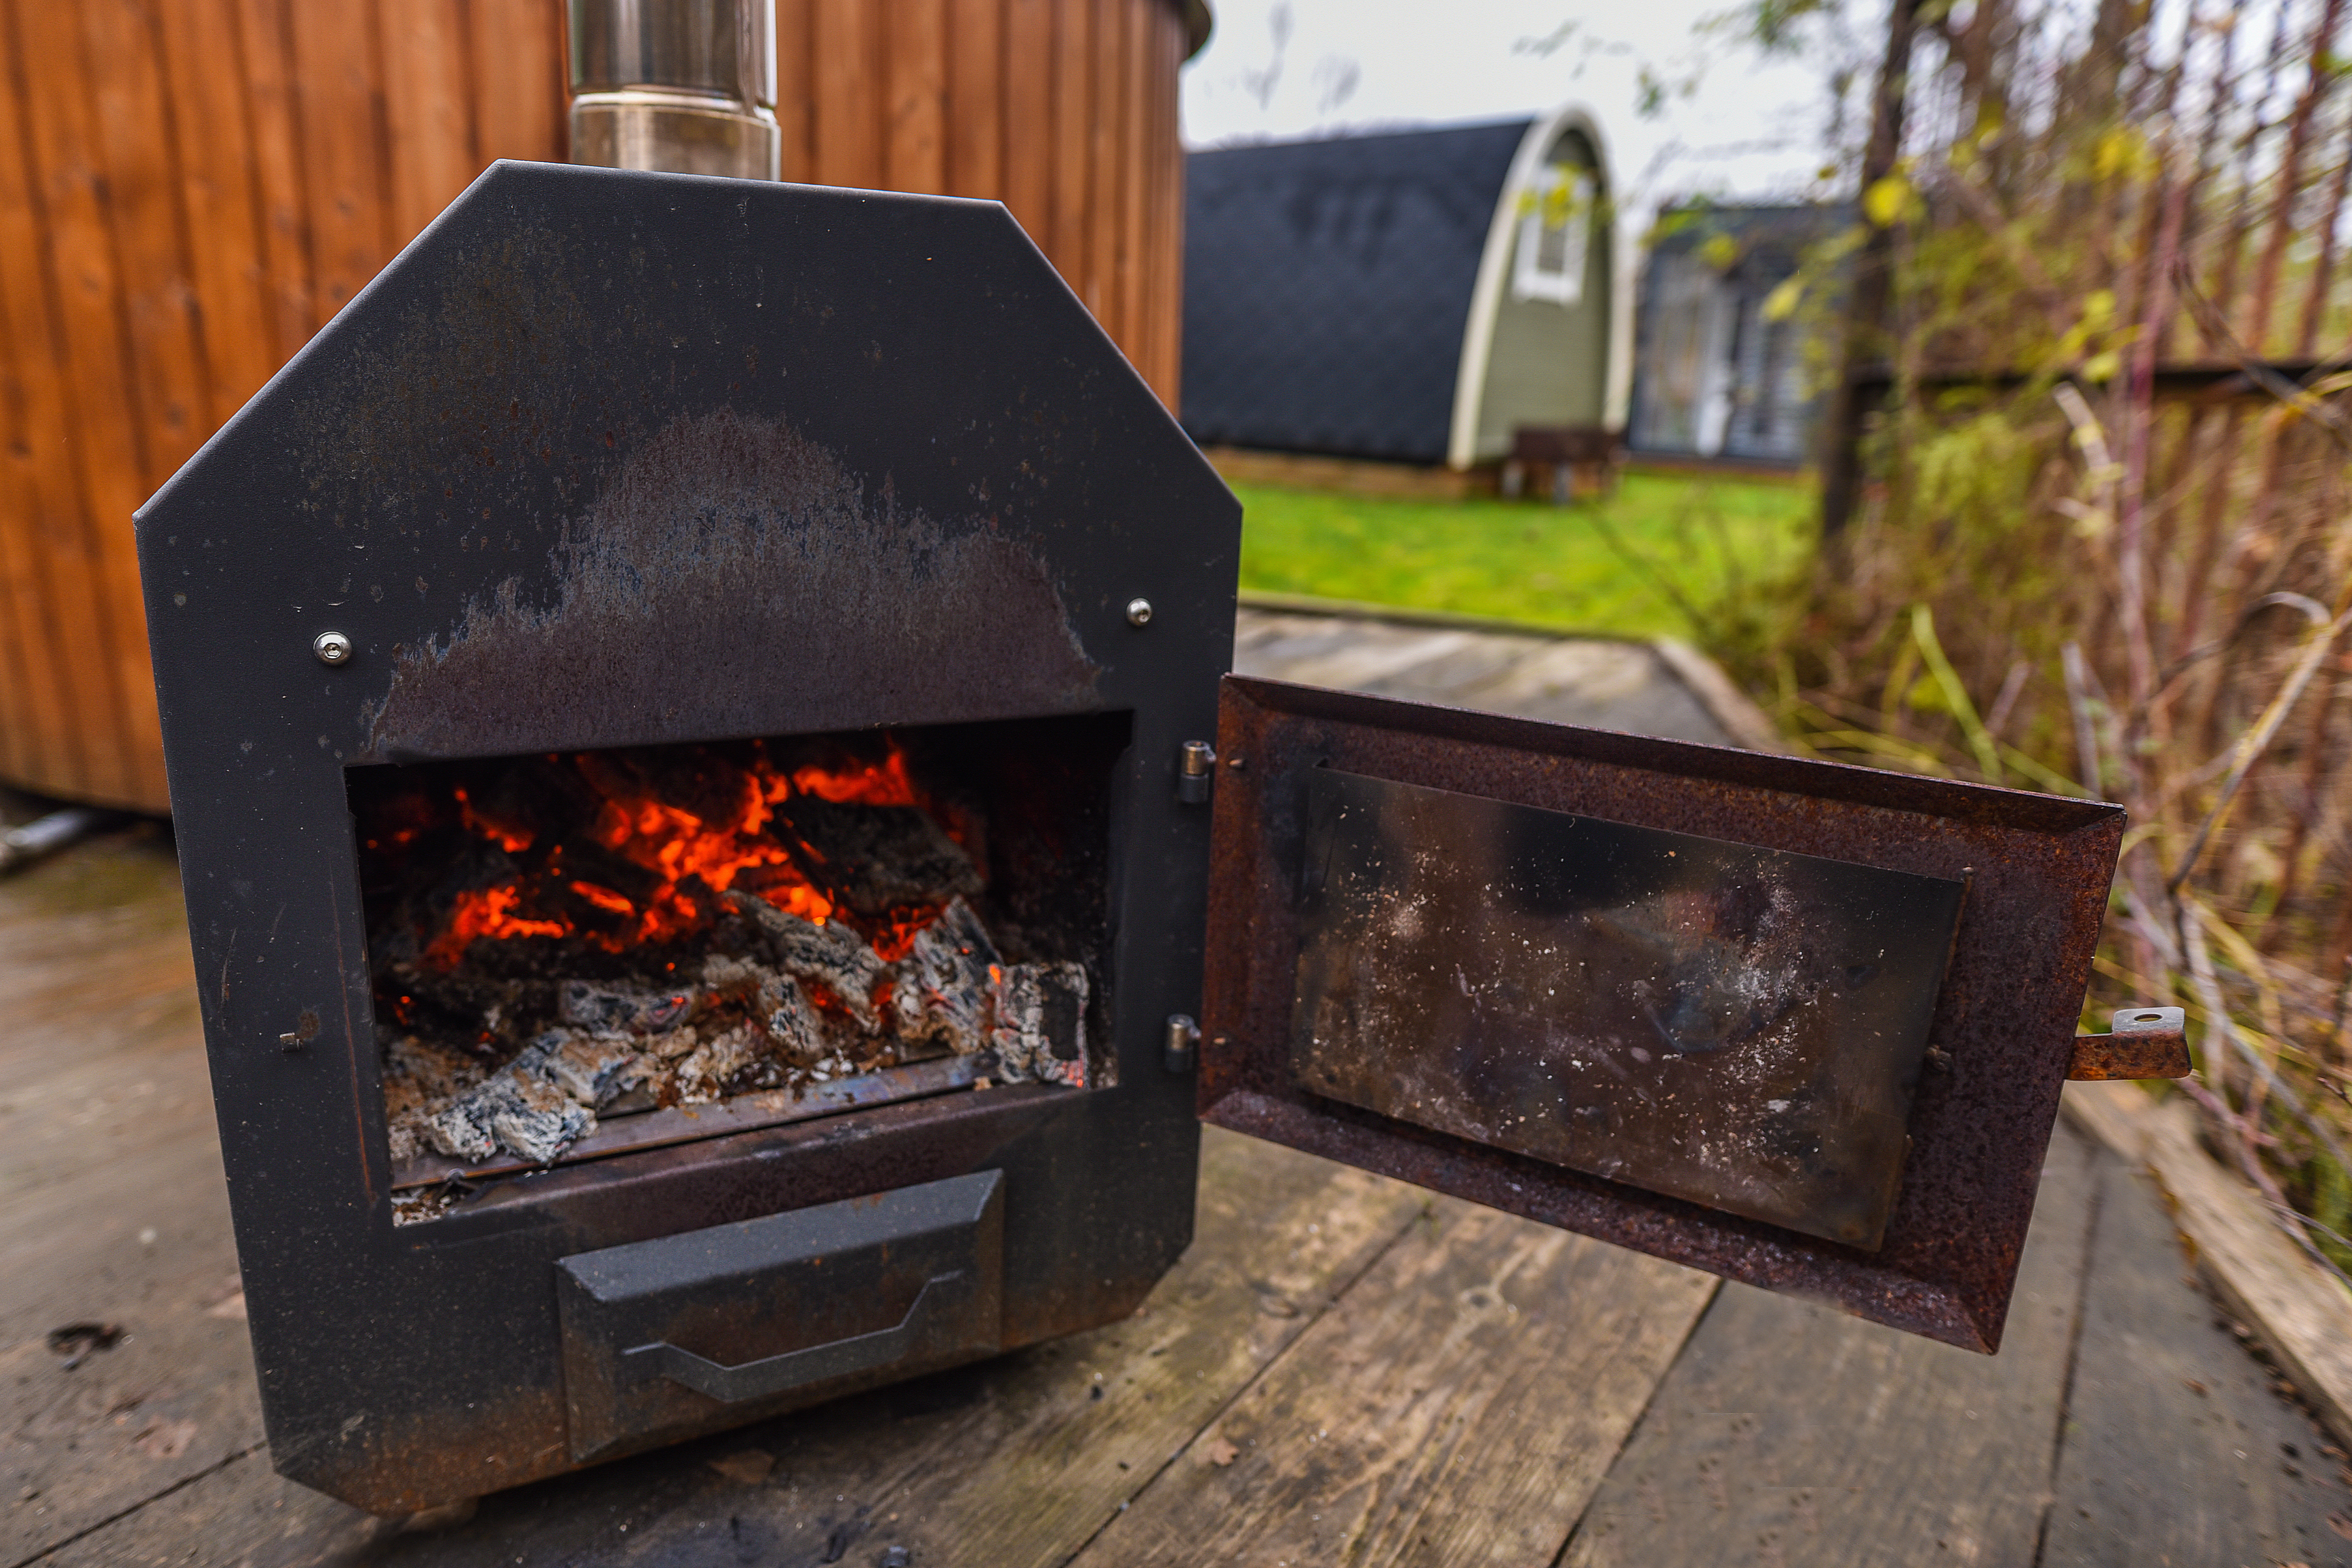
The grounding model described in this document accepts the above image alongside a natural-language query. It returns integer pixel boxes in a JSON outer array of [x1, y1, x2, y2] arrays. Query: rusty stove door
[[1196, 675, 2129, 1354]]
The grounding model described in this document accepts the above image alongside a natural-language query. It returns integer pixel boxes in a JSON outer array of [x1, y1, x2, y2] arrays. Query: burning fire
[[421, 744, 942, 969]]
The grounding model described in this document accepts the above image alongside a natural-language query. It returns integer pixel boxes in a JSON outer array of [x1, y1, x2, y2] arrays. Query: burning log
[[892, 898, 997, 1056], [776, 797, 983, 914], [391, 1028, 654, 1167], [558, 980, 692, 1034], [418, 1033, 603, 1165], [540, 1032, 647, 1106], [989, 961, 1090, 1089], [673, 1024, 771, 1104], [381, 1037, 487, 1163], [723, 891, 888, 1031]]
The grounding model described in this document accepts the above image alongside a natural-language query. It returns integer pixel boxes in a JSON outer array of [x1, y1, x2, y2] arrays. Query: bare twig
[[2062, 642, 2104, 797], [2117, 155, 2196, 711], [2187, 902, 2352, 1180], [2175, 259, 2352, 456], [1983, 658, 2031, 741], [2168, 599, 2352, 892], [2151, 591, 2332, 700]]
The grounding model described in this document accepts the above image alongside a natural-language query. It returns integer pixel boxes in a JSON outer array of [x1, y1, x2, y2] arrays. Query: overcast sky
[[1178, 0, 1856, 230]]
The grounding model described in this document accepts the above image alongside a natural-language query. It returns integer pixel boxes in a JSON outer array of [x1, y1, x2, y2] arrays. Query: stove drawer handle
[[620, 1270, 968, 1405]]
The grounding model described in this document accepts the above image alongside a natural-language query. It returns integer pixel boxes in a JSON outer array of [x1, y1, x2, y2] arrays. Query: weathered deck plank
[[0, 832, 269, 1567], [2042, 1157, 2352, 1567], [1230, 608, 1738, 746], [46, 1127, 1433, 1568], [1557, 1127, 2102, 1568], [1075, 1197, 1718, 1568]]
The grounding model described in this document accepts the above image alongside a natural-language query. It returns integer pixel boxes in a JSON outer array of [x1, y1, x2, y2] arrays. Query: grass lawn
[[1233, 470, 1819, 643]]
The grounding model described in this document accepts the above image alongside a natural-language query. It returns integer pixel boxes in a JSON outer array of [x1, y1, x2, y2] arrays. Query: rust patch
[[361, 411, 1098, 762]]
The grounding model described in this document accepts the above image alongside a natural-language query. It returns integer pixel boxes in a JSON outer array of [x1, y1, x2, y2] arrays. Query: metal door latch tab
[[2069, 1006, 2190, 1080]]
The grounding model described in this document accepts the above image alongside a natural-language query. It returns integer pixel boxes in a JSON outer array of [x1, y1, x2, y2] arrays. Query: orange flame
[[421, 744, 944, 969], [789, 750, 920, 806], [424, 883, 568, 967]]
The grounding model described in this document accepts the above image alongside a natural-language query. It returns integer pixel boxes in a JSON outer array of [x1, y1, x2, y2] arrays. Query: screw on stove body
[[1125, 597, 1153, 626], [313, 631, 353, 666]]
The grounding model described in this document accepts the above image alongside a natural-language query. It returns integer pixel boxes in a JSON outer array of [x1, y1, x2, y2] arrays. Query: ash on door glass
[[1290, 768, 1965, 1249], [346, 714, 1126, 1222]]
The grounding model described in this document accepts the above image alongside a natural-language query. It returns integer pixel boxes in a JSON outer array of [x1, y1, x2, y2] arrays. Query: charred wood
[[723, 891, 889, 1030], [777, 799, 982, 914]]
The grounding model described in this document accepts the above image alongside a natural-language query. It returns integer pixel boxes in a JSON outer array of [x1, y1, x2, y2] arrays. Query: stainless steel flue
[[567, 0, 779, 180]]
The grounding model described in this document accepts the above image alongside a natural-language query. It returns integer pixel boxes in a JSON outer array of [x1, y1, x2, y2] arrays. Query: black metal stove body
[[137, 162, 1235, 1510], [138, 160, 2160, 1516]]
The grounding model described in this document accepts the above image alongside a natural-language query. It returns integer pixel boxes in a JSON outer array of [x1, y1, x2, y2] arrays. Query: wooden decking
[[5, 611, 2349, 1567]]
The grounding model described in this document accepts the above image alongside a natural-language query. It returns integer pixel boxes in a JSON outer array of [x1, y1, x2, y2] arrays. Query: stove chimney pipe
[[567, 0, 780, 181]]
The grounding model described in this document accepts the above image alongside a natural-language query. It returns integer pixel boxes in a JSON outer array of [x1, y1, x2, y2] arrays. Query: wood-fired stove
[[135, 161, 2177, 1512]]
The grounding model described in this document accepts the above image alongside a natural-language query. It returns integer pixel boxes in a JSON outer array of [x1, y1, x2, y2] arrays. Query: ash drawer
[[557, 1170, 1004, 1461]]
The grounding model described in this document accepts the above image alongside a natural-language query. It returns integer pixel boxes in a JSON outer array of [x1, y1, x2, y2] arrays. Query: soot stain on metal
[[361, 411, 1100, 761]]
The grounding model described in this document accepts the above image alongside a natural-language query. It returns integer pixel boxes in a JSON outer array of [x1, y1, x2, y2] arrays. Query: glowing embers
[[353, 735, 1090, 1212]]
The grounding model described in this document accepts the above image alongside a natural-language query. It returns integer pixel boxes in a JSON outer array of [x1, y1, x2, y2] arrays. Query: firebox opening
[[347, 713, 1130, 1224]]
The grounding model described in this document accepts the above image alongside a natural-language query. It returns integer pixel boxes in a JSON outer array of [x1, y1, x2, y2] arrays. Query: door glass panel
[[1292, 767, 1964, 1250]]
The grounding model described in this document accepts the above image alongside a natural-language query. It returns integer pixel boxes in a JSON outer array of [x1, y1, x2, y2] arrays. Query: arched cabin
[[1181, 106, 1618, 481]]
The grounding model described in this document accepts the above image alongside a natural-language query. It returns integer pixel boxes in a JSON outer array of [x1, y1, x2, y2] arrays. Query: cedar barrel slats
[[0, 0, 1189, 813]]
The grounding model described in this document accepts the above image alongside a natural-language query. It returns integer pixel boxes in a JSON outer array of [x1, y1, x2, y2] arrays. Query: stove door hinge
[[1164, 1014, 1201, 1073], [1176, 740, 1216, 804]]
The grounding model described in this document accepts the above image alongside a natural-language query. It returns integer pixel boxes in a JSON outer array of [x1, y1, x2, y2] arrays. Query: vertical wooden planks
[[1130, 0, 1163, 399], [1140, 0, 1184, 410], [379, 0, 479, 244], [469, 0, 567, 166], [945, 0, 1005, 199], [1088, 0, 1128, 350], [774, 0, 817, 183], [1114, 0, 1149, 373], [83, 0, 212, 477], [1050, 0, 1094, 313], [75, 0, 209, 803], [1001, 0, 1055, 245], [233, 0, 319, 365], [287, 0, 391, 317], [887, 0, 947, 193], [0, 27, 82, 794], [7, 0, 155, 806], [812, 0, 883, 188], [153, 0, 281, 425]]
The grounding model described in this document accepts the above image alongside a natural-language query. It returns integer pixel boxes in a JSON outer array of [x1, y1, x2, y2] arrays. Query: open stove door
[[1196, 674, 2137, 1355]]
